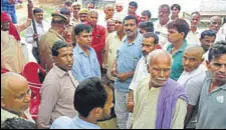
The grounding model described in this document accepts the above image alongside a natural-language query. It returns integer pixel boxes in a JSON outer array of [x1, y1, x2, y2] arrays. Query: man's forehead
[[143, 37, 155, 44], [211, 54, 226, 62], [124, 19, 136, 24]]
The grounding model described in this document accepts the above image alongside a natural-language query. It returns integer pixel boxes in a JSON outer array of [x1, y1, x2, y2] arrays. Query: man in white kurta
[[131, 50, 187, 129]]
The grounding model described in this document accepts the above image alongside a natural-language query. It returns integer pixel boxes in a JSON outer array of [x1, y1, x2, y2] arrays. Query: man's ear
[[1, 96, 6, 108], [92, 107, 103, 119]]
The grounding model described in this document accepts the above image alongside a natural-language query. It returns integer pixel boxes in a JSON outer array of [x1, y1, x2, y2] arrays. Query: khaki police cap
[[51, 12, 68, 22], [78, 8, 88, 15]]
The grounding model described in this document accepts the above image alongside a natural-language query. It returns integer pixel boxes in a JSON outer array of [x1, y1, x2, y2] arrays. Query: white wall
[[115, 0, 226, 18]]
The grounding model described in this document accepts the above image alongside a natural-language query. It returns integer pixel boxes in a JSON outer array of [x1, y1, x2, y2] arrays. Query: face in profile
[[99, 87, 114, 120]]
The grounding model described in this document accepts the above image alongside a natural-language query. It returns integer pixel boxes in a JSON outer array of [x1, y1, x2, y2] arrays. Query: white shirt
[[129, 56, 148, 98], [25, 20, 49, 47], [104, 32, 124, 80], [186, 29, 201, 45], [215, 23, 226, 42], [154, 19, 170, 47], [178, 64, 207, 89]]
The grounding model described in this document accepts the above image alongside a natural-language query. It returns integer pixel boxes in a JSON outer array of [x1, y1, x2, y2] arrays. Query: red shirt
[[90, 24, 106, 65], [129, 13, 141, 24]]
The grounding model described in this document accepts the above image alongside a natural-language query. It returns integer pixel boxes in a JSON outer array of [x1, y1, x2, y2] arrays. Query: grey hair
[[104, 4, 114, 10], [147, 49, 173, 65], [88, 9, 98, 16]]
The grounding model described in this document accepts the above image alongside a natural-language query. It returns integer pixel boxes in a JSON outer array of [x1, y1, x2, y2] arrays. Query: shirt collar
[[168, 40, 188, 53], [52, 64, 69, 78], [76, 44, 92, 55], [73, 116, 101, 129], [123, 32, 142, 45]]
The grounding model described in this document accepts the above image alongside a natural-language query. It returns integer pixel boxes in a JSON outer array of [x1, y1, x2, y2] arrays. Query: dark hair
[[129, 1, 138, 9], [167, 18, 190, 39], [141, 10, 151, 19], [1, 118, 36, 129], [143, 32, 159, 44], [200, 30, 216, 39], [60, 7, 71, 15], [123, 15, 138, 24], [64, 1, 72, 6], [171, 4, 181, 11], [73, 24, 92, 36], [208, 41, 226, 61], [52, 40, 72, 56], [191, 11, 200, 17], [159, 4, 170, 12], [139, 21, 154, 32], [33, 8, 43, 14], [74, 77, 107, 118]]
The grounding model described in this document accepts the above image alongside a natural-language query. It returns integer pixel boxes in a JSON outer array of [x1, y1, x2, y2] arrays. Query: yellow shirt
[[104, 32, 124, 80], [132, 76, 187, 129]]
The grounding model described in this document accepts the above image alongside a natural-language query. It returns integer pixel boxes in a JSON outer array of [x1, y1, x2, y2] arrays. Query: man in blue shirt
[[1, 0, 19, 24], [50, 77, 114, 129], [166, 19, 189, 81], [111, 15, 142, 129], [72, 24, 101, 82]]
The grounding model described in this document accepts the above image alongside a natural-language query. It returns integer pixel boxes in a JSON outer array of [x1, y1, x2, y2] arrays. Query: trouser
[[114, 89, 129, 129], [32, 47, 40, 64]]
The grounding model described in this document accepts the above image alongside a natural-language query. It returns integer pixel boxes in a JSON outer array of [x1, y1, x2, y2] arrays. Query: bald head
[[148, 49, 172, 66], [1, 72, 30, 113], [183, 46, 204, 72], [1, 72, 28, 96], [184, 46, 204, 59]]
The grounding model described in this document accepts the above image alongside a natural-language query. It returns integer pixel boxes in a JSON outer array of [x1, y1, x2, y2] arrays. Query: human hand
[[27, 0, 33, 9], [126, 101, 134, 112], [118, 72, 129, 81], [33, 33, 38, 41]]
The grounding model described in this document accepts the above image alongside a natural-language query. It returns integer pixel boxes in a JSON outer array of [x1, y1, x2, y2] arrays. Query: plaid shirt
[[1, 0, 16, 15]]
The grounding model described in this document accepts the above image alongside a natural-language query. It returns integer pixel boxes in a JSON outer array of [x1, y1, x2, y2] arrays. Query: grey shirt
[[196, 71, 226, 129], [37, 65, 78, 129]]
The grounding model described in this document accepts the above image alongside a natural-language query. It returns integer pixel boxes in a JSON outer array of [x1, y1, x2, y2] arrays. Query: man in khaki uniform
[[39, 12, 67, 72], [60, 7, 74, 44]]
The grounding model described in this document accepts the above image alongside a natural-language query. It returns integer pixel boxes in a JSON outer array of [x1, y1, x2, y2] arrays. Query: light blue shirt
[[72, 45, 101, 82], [115, 32, 143, 93], [50, 116, 101, 129], [167, 40, 188, 81]]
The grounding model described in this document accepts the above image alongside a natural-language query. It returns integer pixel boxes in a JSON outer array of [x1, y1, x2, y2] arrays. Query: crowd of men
[[1, 0, 226, 129]]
